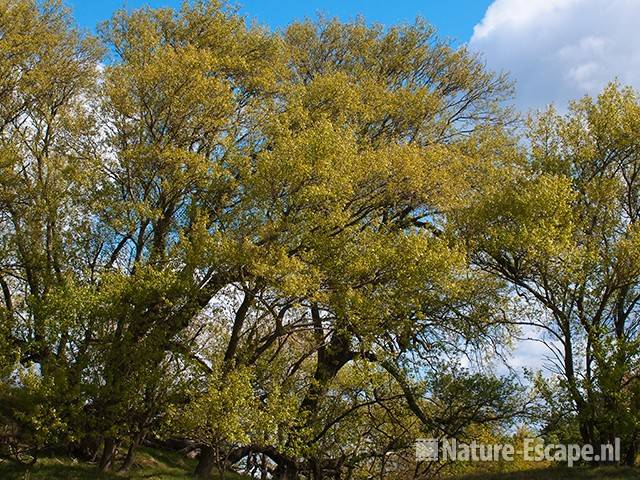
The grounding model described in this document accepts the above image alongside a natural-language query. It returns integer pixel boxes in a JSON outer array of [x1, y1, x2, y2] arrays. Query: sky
[[69, 0, 493, 42], [469, 0, 640, 110], [69, 0, 640, 372], [69, 0, 640, 112]]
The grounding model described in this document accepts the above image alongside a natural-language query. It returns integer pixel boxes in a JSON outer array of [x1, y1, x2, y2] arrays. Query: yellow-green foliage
[[168, 365, 298, 450], [458, 82, 640, 466], [9, 1, 637, 479]]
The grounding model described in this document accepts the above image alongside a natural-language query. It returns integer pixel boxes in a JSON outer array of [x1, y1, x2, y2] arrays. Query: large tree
[[0, 1, 522, 478]]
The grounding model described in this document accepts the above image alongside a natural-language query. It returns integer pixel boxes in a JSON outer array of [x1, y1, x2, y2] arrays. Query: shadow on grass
[[137, 446, 195, 470], [0, 457, 120, 479], [0, 448, 246, 480]]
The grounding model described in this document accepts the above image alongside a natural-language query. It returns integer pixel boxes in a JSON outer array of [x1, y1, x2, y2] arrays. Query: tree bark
[[261, 453, 268, 480], [223, 288, 254, 367], [119, 430, 144, 472], [98, 437, 118, 471], [194, 445, 216, 478], [273, 459, 298, 480]]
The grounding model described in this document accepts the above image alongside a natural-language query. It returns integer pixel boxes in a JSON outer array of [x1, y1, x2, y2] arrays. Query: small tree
[[459, 83, 640, 464], [169, 365, 298, 478]]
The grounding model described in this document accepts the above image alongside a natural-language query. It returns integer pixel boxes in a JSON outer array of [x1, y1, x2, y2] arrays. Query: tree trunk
[[295, 318, 353, 480], [195, 445, 216, 478], [98, 437, 118, 471], [274, 459, 298, 480], [299, 329, 353, 415], [261, 453, 268, 480], [119, 430, 144, 472], [623, 432, 638, 466], [76, 434, 100, 462], [310, 458, 323, 480]]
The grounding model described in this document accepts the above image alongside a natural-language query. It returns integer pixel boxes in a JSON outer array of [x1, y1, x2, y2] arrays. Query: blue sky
[[69, 0, 640, 111], [69, 0, 493, 43]]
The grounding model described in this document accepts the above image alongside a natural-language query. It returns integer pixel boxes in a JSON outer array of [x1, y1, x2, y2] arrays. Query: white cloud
[[469, 0, 640, 111]]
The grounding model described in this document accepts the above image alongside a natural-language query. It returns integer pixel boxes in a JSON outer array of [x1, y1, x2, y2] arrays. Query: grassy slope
[[2, 450, 640, 480], [0, 447, 249, 480]]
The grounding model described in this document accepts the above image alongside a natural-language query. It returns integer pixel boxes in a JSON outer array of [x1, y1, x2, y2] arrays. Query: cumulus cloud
[[469, 0, 640, 111]]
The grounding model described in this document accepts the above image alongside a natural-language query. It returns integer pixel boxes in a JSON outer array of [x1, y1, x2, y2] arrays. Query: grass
[[2, 450, 640, 480], [459, 466, 640, 480], [0, 447, 249, 479]]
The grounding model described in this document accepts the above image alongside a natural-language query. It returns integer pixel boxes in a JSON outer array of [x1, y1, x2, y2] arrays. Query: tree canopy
[[1, 1, 639, 479]]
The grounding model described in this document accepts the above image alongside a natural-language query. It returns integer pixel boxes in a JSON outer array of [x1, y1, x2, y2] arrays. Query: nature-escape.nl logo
[[415, 438, 621, 467]]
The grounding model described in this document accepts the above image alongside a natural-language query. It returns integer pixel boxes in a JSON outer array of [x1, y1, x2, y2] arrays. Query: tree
[[1, 1, 524, 477], [0, 0, 102, 369], [0, 0, 102, 462], [458, 83, 640, 465]]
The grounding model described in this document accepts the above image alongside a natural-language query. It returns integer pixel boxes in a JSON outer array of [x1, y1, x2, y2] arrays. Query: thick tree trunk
[[295, 311, 354, 480], [310, 458, 323, 480], [261, 453, 268, 480], [299, 329, 353, 415], [120, 443, 136, 472], [119, 430, 144, 472], [194, 445, 216, 478], [274, 459, 298, 480], [98, 437, 118, 471]]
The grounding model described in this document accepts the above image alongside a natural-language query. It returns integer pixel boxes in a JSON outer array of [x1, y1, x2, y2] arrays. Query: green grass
[[459, 466, 640, 480], [2, 451, 640, 480], [0, 447, 250, 479]]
